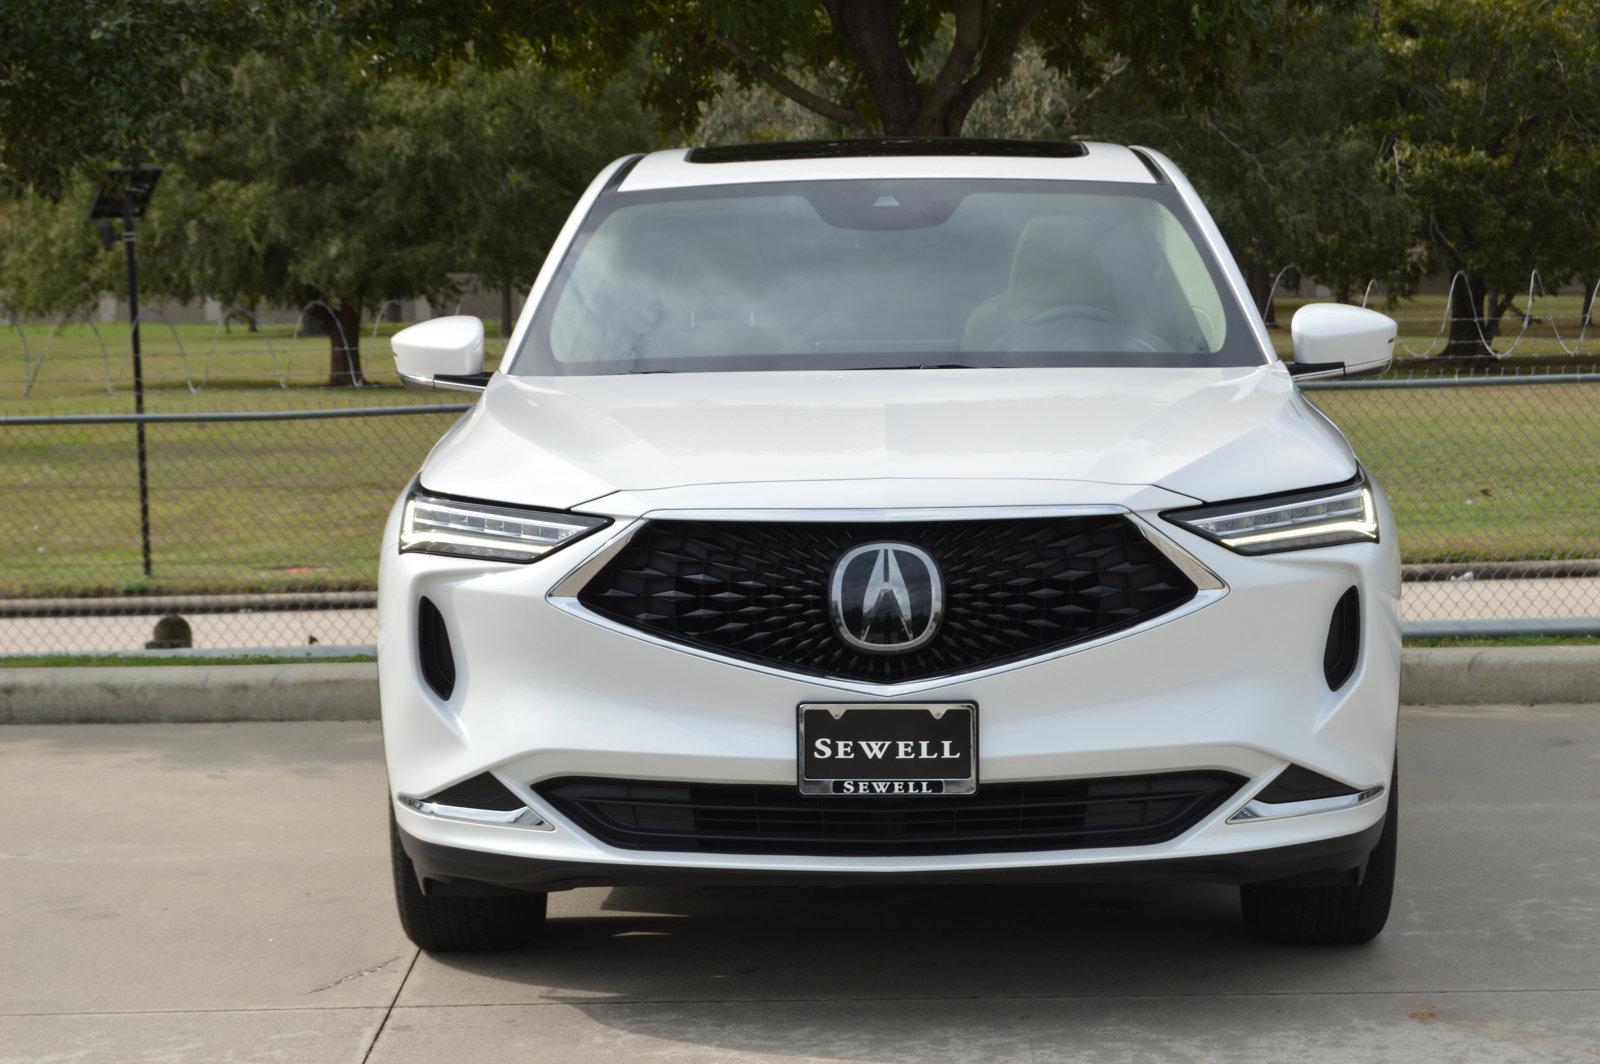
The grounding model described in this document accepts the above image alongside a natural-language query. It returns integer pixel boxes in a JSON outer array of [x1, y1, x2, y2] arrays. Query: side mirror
[[1287, 303, 1396, 381], [392, 315, 490, 393]]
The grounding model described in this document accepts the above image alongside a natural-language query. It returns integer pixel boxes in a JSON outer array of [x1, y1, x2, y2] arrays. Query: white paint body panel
[[1292, 303, 1399, 376], [380, 145, 1399, 883], [391, 315, 484, 379], [420, 366, 1355, 512]]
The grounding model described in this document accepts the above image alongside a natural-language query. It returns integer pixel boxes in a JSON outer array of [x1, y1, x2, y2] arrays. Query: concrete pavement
[[2, 710, 1599, 1062]]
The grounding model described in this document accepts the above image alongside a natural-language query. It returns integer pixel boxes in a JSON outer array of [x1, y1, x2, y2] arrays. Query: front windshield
[[516, 178, 1261, 376]]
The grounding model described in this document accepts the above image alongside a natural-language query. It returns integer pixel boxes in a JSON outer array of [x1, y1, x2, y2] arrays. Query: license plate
[[798, 703, 977, 796]]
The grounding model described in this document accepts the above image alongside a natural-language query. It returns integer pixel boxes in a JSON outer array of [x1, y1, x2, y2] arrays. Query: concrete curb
[[1397, 646, 1600, 707], [2, 648, 1598, 724], [0, 663, 379, 724]]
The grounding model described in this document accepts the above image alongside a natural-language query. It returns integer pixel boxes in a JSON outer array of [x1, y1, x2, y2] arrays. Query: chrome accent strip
[[1227, 785, 1385, 824], [544, 505, 1229, 697], [547, 519, 647, 598], [1288, 364, 1350, 382], [1290, 356, 1394, 384], [1126, 514, 1227, 593], [398, 370, 488, 394], [396, 793, 556, 830], [633, 504, 1127, 523]]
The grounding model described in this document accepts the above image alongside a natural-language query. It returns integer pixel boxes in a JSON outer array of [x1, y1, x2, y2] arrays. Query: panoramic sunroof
[[687, 138, 1088, 164]]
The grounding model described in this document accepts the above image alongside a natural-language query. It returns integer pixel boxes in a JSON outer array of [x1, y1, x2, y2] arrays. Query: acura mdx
[[381, 139, 1401, 951]]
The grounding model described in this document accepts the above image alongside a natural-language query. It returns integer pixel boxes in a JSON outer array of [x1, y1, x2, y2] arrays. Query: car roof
[[618, 139, 1159, 191]]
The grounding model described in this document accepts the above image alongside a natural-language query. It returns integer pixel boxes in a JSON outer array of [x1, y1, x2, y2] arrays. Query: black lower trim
[[397, 819, 1385, 896]]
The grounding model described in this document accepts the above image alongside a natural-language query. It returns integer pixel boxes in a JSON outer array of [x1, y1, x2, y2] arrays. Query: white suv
[[380, 139, 1401, 951]]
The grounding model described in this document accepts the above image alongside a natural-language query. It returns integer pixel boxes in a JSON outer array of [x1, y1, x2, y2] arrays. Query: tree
[[0, 0, 269, 196], [1078, 8, 1420, 316], [1, 40, 660, 384], [438, 61, 662, 334], [155, 42, 656, 384], [1373, 0, 1600, 357], [696, 10, 1420, 321], [344, 0, 1315, 138]]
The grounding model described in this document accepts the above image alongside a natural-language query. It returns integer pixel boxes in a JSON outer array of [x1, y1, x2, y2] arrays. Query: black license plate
[[798, 703, 976, 796]]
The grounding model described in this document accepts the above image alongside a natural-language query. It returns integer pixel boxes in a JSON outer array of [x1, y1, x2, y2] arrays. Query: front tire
[[1239, 770, 1398, 945], [390, 813, 547, 951]]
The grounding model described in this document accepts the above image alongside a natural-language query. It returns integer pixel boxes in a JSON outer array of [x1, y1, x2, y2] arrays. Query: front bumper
[[378, 481, 1401, 890], [398, 816, 1387, 893]]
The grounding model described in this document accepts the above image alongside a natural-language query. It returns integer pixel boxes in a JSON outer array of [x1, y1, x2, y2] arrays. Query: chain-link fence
[[2, 399, 468, 653], [1303, 369, 1600, 633], [2, 370, 1598, 655]]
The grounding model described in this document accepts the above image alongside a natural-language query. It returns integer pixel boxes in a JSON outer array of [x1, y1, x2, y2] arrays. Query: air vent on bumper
[[1323, 587, 1361, 691], [417, 596, 456, 700]]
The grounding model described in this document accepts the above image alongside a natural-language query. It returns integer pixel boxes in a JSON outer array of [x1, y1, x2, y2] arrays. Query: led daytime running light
[[400, 490, 607, 563], [1166, 479, 1378, 555]]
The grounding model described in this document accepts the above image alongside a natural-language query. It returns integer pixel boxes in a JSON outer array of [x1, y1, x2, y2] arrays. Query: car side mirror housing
[[393, 315, 490, 393], [1287, 304, 1396, 381]]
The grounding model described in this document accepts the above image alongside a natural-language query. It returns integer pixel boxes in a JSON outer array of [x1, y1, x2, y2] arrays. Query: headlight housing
[[400, 488, 608, 563], [1164, 474, 1378, 555]]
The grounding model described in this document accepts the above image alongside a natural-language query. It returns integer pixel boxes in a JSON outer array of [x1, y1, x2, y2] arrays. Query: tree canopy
[[341, 0, 1309, 137], [1372, 0, 1600, 354], [5, 0, 1600, 375], [1, 35, 659, 383], [0, 0, 269, 196]]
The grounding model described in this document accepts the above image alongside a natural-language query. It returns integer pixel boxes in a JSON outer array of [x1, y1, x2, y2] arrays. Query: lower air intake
[[537, 773, 1245, 857]]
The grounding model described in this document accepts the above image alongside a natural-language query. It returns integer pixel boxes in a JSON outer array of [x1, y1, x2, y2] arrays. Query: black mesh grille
[[575, 516, 1198, 683], [538, 773, 1245, 857]]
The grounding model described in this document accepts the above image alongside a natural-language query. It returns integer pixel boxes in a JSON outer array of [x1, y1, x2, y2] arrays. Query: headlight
[[400, 488, 608, 563], [1164, 475, 1378, 555]]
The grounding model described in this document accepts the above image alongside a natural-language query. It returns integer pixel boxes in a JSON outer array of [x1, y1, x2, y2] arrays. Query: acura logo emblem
[[829, 543, 943, 653]]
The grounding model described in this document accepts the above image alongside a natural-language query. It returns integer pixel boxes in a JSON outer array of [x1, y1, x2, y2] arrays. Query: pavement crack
[[307, 955, 404, 995], [359, 949, 419, 1064]]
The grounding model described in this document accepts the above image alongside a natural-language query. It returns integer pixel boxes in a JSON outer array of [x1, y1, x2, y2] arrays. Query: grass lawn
[[1307, 383, 1600, 563], [1270, 291, 1600, 365], [1404, 635, 1600, 648], [2, 301, 1598, 599], [2, 319, 509, 402]]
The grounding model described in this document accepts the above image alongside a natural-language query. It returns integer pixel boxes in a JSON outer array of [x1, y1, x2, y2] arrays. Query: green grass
[[2, 300, 1597, 599], [2, 319, 509, 405], [0, 653, 376, 667], [1404, 635, 1600, 648], [1306, 383, 1600, 563], [1271, 291, 1600, 365], [2, 397, 464, 596]]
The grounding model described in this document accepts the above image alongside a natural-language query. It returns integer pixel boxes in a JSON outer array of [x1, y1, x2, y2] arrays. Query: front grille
[[575, 516, 1197, 683], [539, 773, 1244, 857]]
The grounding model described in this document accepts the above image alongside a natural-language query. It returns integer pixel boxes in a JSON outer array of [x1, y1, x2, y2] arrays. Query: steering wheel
[[993, 303, 1164, 353]]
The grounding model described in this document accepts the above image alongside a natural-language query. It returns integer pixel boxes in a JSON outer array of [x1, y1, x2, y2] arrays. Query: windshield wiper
[[865, 362, 983, 370]]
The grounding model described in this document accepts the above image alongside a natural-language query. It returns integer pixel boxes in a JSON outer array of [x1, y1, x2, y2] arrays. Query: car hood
[[417, 365, 1355, 511]]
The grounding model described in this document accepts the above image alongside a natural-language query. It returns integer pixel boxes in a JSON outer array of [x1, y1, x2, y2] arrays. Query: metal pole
[[123, 201, 153, 577]]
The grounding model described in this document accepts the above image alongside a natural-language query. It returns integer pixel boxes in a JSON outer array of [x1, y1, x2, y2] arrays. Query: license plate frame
[[797, 702, 977, 796]]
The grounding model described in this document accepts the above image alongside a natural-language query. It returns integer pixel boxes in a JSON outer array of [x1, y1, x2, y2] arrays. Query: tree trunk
[[1444, 273, 1506, 359], [324, 302, 363, 386], [1583, 279, 1598, 328], [1243, 263, 1277, 326], [825, 0, 922, 135], [500, 282, 515, 339]]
